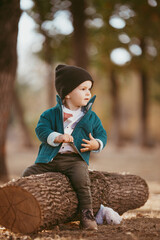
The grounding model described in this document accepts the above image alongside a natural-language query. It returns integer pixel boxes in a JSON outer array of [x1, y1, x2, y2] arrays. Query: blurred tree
[[70, 0, 88, 68], [0, 0, 21, 181], [114, 0, 160, 145], [91, 0, 160, 146]]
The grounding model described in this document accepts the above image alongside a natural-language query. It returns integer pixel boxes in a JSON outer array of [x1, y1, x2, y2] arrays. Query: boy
[[22, 64, 107, 230]]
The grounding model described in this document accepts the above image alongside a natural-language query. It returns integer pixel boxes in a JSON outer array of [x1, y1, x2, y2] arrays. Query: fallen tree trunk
[[0, 171, 149, 234]]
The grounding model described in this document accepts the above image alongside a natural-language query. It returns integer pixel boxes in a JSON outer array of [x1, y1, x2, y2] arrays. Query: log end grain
[[0, 186, 41, 234]]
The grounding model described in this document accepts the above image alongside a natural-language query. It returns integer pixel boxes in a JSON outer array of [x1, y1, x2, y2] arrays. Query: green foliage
[[91, 0, 160, 69]]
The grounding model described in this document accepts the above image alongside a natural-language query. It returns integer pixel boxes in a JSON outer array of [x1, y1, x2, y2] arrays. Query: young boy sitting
[[22, 64, 107, 230]]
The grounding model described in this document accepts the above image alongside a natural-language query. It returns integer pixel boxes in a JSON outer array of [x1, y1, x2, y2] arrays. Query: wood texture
[[0, 171, 149, 234], [0, 186, 41, 233]]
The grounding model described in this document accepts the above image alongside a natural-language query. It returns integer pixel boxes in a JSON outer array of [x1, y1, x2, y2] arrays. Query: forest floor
[[0, 129, 160, 239]]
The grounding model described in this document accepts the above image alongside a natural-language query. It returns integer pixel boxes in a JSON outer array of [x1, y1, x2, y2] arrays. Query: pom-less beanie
[[55, 64, 94, 99]]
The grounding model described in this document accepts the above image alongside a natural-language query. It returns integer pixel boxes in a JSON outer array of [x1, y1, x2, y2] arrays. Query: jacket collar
[[56, 94, 96, 111], [56, 95, 63, 106], [84, 95, 96, 111]]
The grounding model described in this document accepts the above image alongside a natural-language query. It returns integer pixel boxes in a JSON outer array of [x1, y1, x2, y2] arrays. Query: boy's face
[[65, 80, 92, 110]]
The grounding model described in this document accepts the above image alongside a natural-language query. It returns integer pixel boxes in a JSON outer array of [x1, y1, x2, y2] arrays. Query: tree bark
[[0, 0, 21, 181], [70, 0, 88, 68], [0, 171, 149, 234]]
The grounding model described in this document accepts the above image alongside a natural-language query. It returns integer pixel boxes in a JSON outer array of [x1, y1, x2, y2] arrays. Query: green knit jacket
[[35, 95, 107, 165]]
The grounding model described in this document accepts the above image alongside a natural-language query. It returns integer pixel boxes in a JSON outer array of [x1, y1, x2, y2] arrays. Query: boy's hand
[[54, 134, 73, 143], [80, 133, 100, 152]]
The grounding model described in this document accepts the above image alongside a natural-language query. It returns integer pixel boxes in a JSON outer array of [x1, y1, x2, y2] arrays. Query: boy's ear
[[65, 95, 70, 99]]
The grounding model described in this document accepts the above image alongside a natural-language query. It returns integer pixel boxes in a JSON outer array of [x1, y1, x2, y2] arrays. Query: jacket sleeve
[[35, 110, 55, 143], [92, 113, 107, 149]]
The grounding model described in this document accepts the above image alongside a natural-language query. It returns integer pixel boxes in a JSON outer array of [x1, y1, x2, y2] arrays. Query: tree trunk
[[138, 38, 150, 146], [0, 0, 21, 181], [110, 70, 121, 146], [43, 36, 56, 108], [46, 64, 56, 108], [0, 171, 149, 234], [139, 69, 149, 146], [12, 89, 33, 148], [70, 0, 88, 68]]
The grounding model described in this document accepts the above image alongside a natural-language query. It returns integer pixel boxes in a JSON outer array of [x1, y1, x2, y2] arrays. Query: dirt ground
[[0, 130, 160, 239]]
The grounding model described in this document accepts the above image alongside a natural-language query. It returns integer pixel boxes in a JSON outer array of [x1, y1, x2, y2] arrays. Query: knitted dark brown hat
[[55, 64, 94, 99]]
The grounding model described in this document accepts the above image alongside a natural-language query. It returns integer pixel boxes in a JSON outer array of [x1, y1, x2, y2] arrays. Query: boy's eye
[[81, 87, 91, 91]]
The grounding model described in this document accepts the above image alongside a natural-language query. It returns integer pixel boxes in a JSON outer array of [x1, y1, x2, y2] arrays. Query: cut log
[[0, 171, 149, 234]]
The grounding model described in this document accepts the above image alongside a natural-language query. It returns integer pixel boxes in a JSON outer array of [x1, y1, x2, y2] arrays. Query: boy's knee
[[69, 170, 91, 190], [21, 165, 39, 177], [22, 167, 33, 177]]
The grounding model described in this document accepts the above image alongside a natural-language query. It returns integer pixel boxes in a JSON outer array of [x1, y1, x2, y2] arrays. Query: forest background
[[0, 0, 160, 184]]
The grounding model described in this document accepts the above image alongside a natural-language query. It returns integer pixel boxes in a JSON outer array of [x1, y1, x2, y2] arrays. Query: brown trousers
[[22, 153, 92, 210]]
